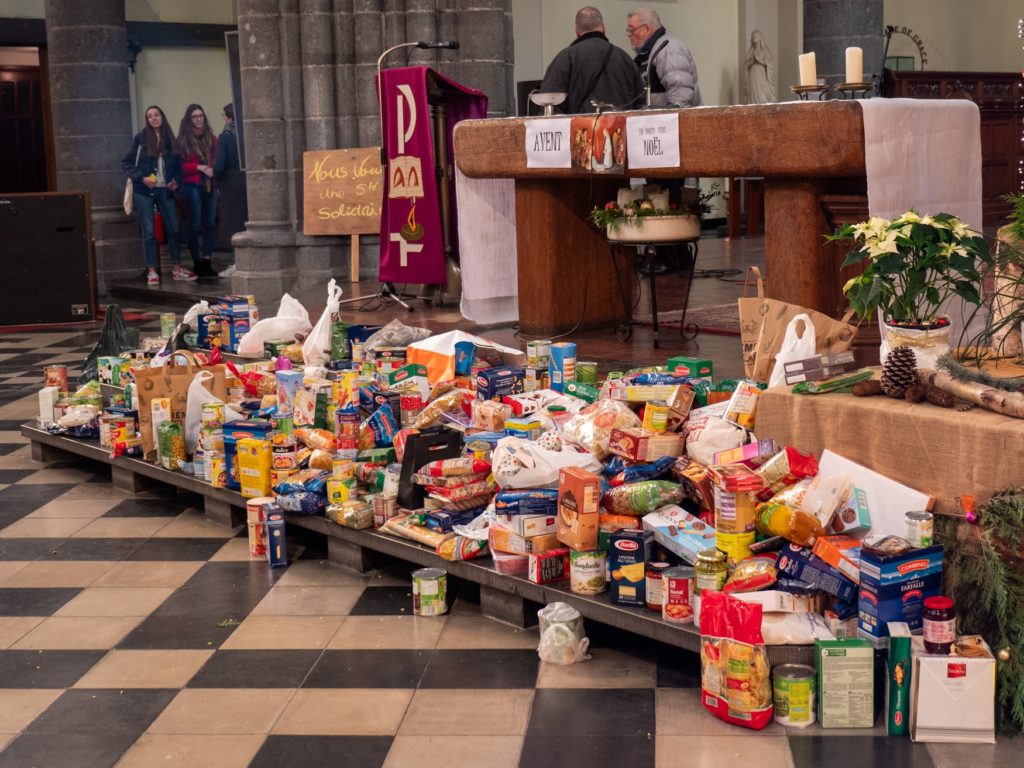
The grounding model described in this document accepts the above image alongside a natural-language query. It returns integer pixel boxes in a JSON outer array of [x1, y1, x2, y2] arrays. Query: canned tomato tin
[[201, 401, 225, 428], [642, 401, 670, 432], [773, 664, 817, 727], [43, 365, 68, 392], [246, 497, 275, 557], [905, 510, 934, 548], [373, 493, 399, 529], [645, 561, 671, 612], [412, 568, 447, 616], [662, 566, 695, 624], [569, 550, 607, 594]]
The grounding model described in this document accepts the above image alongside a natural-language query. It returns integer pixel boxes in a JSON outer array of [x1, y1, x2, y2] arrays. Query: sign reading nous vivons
[[302, 148, 383, 236]]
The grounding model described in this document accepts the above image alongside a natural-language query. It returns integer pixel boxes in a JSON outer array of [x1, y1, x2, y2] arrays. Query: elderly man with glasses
[[626, 7, 701, 108]]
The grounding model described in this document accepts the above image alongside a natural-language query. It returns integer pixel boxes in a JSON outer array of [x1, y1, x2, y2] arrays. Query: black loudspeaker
[[0, 192, 96, 326]]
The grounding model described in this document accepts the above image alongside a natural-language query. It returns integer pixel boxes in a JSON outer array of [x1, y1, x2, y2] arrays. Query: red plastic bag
[[699, 590, 774, 729]]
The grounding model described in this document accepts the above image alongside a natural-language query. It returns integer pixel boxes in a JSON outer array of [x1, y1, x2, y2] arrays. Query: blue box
[[858, 544, 943, 639], [223, 420, 275, 491], [494, 489, 559, 517], [265, 512, 288, 568], [476, 367, 525, 401], [219, 316, 251, 353], [775, 543, 858, 602], [609, 529, 652, 607]]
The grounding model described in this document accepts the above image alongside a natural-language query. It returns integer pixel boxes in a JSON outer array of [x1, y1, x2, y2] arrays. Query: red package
[[709, 463, 767, 493], [419, 457, 492, 477], [755, 446, 818, 502], [699, 590, 774, 730]]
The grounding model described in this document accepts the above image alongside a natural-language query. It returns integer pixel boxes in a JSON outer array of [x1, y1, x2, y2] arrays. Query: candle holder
[[790, 77, 831, 101], [835, 82, 874, 100]]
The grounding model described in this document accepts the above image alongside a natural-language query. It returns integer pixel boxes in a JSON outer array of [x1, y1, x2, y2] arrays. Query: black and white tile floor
[[0, 326, 1018, 767]]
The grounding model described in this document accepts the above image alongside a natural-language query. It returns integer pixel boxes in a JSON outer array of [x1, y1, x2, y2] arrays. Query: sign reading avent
[[302, 148, 383, 236]]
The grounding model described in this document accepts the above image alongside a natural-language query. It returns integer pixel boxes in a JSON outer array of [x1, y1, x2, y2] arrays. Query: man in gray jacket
[[627, 7, 702, 108], [539, 7, 643, 114]]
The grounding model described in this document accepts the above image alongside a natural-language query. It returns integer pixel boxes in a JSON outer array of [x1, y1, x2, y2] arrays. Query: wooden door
[[0, 65, 47, 193]]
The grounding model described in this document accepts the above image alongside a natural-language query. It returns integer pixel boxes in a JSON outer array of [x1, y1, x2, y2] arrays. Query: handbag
[[123, 144, 141, 215]]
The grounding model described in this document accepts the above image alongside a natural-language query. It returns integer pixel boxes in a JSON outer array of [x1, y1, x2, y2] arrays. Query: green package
[[886, 622, 913, 736], [330, 321, 351, 361]]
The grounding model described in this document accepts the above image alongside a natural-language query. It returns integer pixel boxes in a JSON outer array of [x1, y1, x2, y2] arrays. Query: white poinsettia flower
[[852, 216, 890, 241], [900, 211, 921, 224], [951, 220, 971, 238], [920, 215, 935, 225], [866, 229, 901, 258], [843, 277, 859, 294]]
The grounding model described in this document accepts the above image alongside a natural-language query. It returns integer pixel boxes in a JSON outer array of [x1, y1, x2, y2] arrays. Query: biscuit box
[[609, 528, 652, 607], [641, 504, 716, 565], [858, 544, 943, 639], [607, 427, 683, 462], [776, 543, 858, 602], [556, 467, 601, 551], [476, 367, 525, 401]]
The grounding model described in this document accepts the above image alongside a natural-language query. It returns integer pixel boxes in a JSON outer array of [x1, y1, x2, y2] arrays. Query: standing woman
[[213, 103, 247, 272], [177, 103, 218, 277], [122, 105, 194, 285]]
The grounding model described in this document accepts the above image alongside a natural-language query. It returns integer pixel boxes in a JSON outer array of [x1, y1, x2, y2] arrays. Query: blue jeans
[[183, 183, 219, 261], [134, 188, 181, 269]]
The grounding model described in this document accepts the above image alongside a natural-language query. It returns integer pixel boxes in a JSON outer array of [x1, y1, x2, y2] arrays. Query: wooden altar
[[453, 101, 868, 335]]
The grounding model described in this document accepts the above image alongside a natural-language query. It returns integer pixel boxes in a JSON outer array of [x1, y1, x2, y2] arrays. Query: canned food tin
[[412, 567, 447, 616], [160, 312, 176, 338], [642, 401, 670, 432], [200, 426, 224, 452], [270, 467, 296, 488], [662, 566, 695, 624], [43, 365, 68, 392], [905, 510, 934, 548], [715, 530, 756, 566], [645, 561, 671, 612], [201, 401, 225, 428], [209, 457, 228, 488], [332, 458, 355, 480], [273, 414, 294, 435], [373, 492, 399, 529], [576, 361, 598, 385], [246, 497, 275, 557], [569, 550, 607, 594], [204, 450, 222, 483], [773, 664, 816, 727], [526, 339, 551, 368]]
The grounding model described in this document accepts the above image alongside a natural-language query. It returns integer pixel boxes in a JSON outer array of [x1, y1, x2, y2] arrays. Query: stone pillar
[[44, 0, 139, 294], [803, 0, 884, 87]]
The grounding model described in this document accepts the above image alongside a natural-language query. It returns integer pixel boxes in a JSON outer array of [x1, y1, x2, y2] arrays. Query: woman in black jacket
[[212, 103, 247, 273], [122, 105, 196, 285]]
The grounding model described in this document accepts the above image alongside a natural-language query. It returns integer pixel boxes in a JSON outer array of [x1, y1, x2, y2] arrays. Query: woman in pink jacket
[[176, 103, 219, 277]]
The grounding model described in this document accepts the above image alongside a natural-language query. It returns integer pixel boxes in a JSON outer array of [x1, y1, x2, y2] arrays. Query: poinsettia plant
[[590, 184, 719, 233], [828, 210, 993, 327]]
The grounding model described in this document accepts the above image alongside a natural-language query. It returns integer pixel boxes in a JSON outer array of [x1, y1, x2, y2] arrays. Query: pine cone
[[881, 345, 918, 398], [925, 385, 954, 408], [905, 383, 927, 403], [852, 379, 883, 397]]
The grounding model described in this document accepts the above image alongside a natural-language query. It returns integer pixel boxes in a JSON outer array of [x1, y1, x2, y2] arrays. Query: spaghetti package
[[699, 590, 774, 730], [601, 481, 684, 516]]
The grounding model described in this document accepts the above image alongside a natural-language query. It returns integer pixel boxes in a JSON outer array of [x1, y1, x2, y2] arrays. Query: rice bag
[[601, 481, 684, 516], [275, 492, 326, 515]]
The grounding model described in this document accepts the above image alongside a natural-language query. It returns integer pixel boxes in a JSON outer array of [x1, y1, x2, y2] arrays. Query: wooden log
[[918, 367, 1024, 418]]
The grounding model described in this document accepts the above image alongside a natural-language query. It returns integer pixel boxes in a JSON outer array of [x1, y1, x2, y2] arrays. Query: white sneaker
[[172, 265, 198, 282], [219, 265, 237, 278], [147, 269, 160, 285]]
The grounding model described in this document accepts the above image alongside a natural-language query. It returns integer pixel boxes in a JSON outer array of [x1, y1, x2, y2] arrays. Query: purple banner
[[378, 66, 488, 285]]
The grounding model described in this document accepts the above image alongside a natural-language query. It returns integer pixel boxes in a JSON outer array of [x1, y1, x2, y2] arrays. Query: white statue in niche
[[745, 29, 776, 104]]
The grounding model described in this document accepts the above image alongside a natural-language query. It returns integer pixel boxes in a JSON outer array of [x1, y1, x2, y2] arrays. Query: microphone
[[417, 41, 459, 49]]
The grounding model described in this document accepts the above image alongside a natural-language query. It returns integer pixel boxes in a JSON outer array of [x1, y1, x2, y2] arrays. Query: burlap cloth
[[756, 387, 1024, 517]]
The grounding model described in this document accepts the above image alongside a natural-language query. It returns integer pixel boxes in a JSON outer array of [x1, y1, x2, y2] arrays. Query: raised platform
[[22, 423, 812, 665]]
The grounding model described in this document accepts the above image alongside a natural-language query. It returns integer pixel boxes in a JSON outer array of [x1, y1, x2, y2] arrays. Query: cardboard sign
[[302, 148, 383, 235], [525, 118, 572, 168]]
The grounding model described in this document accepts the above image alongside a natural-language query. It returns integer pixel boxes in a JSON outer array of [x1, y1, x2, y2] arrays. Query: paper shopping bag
[[737, 267, 767, 378], [751, 302, 858, 383]]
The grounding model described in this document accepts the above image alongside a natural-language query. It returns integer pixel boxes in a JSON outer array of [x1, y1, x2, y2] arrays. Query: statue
[[744, 30, 776, 104]]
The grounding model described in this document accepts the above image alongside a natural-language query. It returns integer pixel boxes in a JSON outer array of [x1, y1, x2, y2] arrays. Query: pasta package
[[601, 481, 684, 516], [699, 590, 774, 730]]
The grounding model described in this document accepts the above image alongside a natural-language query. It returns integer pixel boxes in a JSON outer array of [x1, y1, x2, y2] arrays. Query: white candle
[[798, 52, 817, 86], [845, 46, 863, 84], [648, 190, 670, 211], [617, 187, 641, 207]]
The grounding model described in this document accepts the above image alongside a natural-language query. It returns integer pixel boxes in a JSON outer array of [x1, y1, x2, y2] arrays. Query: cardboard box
[[776, 544, 858, 602], [494, 489, 559, 517], [38, 386, 59, 427], [712, 438, 777, 468], [556, 466, 601, 551], [858, 544, 943, 639], [606, 384, 680, 402], [237, 437, 272, 498], [488, 525, 560, 556], [503, 417, 543, 441], [223, 420, 275, 492], [816, 637, 875, 728], [784, 362, 857, 385], [496, 513, 557, 537], [886, 622, 913, 737], [528, 547, 570, 584], [641, 504, 716, 565], [783, 350, 856, 374], [811, 535, 862, 584], [664, 384, 696, 432], [476, 367, 525, 401], [607, 427, 683, 462], [911, 637, 996, 743], [666, 355, 713, 381], [609, 529, 652, 607]]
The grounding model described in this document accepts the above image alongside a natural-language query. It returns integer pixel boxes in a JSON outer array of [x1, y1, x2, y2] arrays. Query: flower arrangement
[[828, 210, 993, 327], [589, 184, 719, 234]]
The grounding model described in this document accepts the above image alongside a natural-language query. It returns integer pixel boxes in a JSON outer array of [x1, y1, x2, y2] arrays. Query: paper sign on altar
[[525, 118, 572, 168], [626, 113, 680, 170]]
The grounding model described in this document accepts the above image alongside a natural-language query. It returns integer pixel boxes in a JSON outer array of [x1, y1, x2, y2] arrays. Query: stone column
[[44, 0, 139, 293], [803, 0, 884, 88]]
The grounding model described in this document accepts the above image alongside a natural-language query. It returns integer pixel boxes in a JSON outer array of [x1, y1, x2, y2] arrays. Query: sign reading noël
[[625, 113, 680, 170], [525, 118, 572, 168], [302, 147, 383, 236]]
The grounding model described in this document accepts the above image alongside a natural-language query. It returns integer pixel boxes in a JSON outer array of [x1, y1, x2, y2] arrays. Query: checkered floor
[[0, 325, 1018, 768]]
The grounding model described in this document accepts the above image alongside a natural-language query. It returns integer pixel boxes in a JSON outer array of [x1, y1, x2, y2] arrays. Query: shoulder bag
[[123, 144, 142, 215]]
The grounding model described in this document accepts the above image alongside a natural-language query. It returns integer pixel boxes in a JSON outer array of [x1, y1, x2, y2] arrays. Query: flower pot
[[880, 316, 952, 370], [607, 214, 701, 243]]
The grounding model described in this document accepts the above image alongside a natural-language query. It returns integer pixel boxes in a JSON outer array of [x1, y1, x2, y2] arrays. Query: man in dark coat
[[538, 7, 643, 114]]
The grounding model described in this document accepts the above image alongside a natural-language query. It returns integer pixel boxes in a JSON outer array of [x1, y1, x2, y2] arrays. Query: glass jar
[[923, 596, 956, 654], [694, 548, 728, 594]]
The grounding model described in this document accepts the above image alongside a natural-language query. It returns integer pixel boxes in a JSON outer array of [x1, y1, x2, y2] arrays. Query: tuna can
[[43, 365, 68, 392], [548, 342, 576, 393], [645, 561, 671, 612], [569, 550, 607, 594], [773, 664, 816, 727], [412, 568, 447, 616], [373, 492, 399, 529], [905, 510, 934, 548], [246, 497, 275, 557], [201, 401, 225, 428], [662, 566, 695, 624], [642, 401, 670, 432], [526, 339, 551, 368], [576, 361, 598, 385]]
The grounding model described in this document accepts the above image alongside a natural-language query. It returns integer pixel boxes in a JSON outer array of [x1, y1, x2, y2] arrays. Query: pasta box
[[858, 544, 943, 639], [494, 489, 559, 517], [776, 544, 858, 602], [495, 513, 557, 537], [811, 535, 863, 584], [476, 367, 525, 401], [609, 528, 652, 607], [556, 466, 601, 551]]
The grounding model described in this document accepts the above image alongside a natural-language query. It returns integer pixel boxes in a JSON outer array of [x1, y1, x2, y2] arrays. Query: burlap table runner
[[756, 387, 1024, 517]]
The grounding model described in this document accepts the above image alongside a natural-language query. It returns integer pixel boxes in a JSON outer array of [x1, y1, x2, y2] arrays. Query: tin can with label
[[209, 456, 228, 488], [645, 561, 671, 612], [527, 339, 551, 368], [773, 664, 816, 727], [332, 458, 355, 480], [201, 401, 225, 428], [642, 401, 670, 432], [273, 413, 294, 436], [412, 567, 447, 616], [569, 550, 607, 594], [576, 361, 598, 385], [200, 426, 223, 452], [204, 450, 222, 483], [373, 492, 399, 529], [43, 365, 68, 392], [905, 510, 934, 548], [246, 497, 275, 557], [662, 566, 695, 624], [270, 467, 296, 489], [160, 312, 176, 338], [548, 342, 576, 393]]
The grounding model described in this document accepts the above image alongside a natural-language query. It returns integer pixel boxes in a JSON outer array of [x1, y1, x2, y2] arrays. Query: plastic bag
[[302, 279, 343, 366], [561, 399, 641, 460], [601, 481, 684, 515], [236, 294, 311, 357], [184, 371, 244, 454], [491, 436, 602, 489], [79, 305, 137, 385], [686, 418, 747, 466], [183, 300, 211, 328], [537, 602, 590, 666], [362, 318, 433, 354], [768, 314, 816, 388]]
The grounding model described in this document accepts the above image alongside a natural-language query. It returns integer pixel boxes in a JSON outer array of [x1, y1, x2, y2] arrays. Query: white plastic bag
[[537, 602, 590, 665], [183, 300, 211, 328], [760, 612, 835, 645], [768, 313, 816, 388], [492, 436, 603, 489], [236, 294, 311, 357], [685, 418, 747, 465], [184, 371, 244, 453], [302, 279, 343, 366]]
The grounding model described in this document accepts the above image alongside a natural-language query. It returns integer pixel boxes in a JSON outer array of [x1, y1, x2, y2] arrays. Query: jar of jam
[[645, 562, 671, 612], [694, 548, 728, 594], [923, 596, 956, 654]]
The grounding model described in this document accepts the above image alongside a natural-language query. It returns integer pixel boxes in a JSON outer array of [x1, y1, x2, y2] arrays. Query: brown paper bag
[[739, 267, 859, 383], [136, 353, 227, 461]]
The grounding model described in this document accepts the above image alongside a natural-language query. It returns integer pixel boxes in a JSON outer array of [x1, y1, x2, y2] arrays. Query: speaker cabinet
[[0, 191, 96, 326]]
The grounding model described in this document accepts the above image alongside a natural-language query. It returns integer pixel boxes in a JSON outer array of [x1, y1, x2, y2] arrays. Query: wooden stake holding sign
[[302, 147, 383, 282]]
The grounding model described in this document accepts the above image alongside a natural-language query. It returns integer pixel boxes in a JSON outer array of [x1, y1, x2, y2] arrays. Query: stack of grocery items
[[35, 302, 997, 743]]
